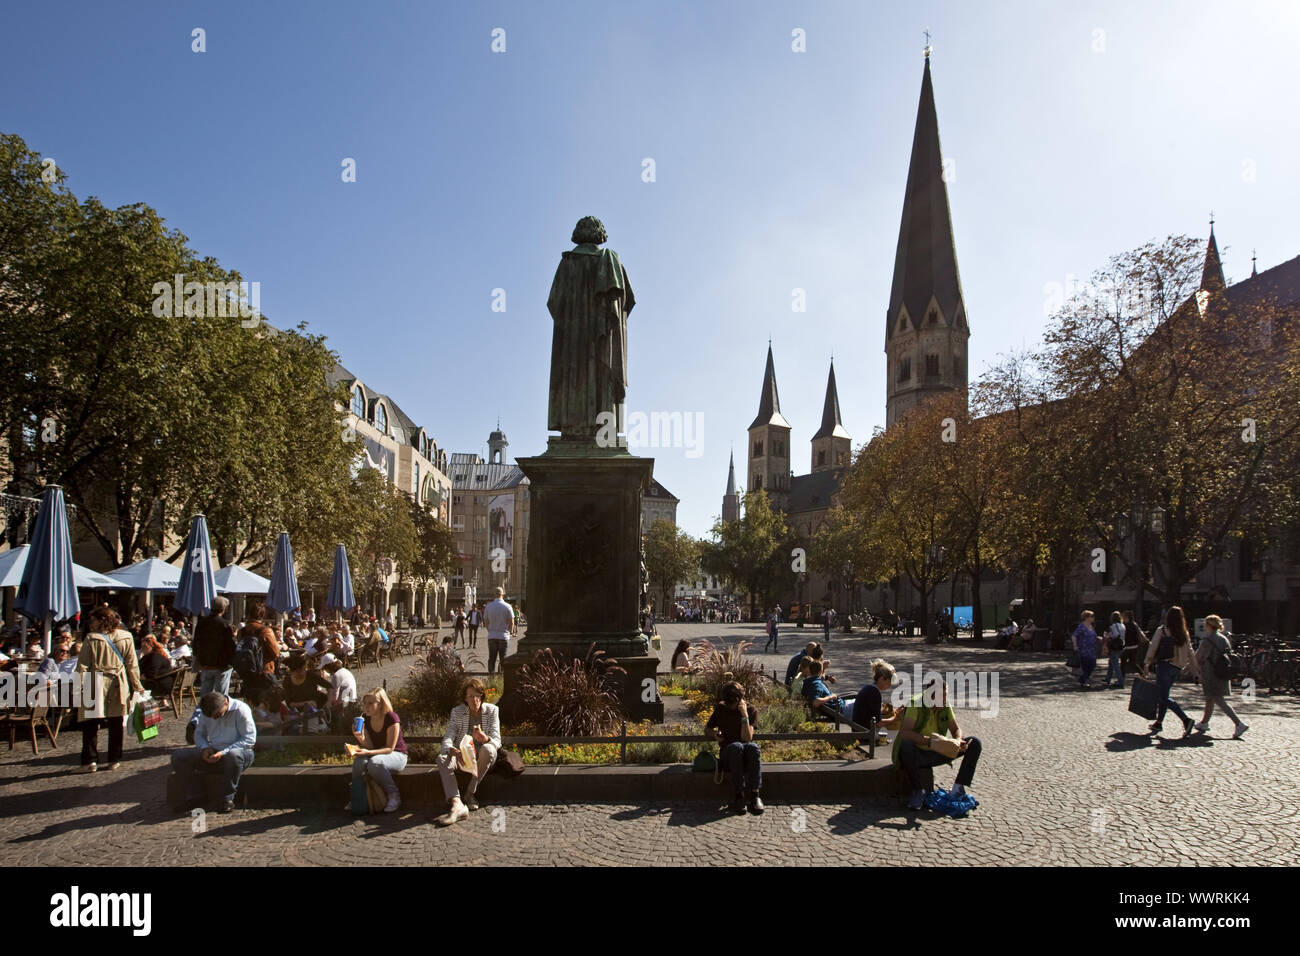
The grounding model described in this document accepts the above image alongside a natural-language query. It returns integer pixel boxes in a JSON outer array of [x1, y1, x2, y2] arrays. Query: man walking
[[467, 604, 482, 648], [484, 589, 516, 676], [823, 607, 835, 643], [170, 691, 257, 814], [193, 596, 237, 697]]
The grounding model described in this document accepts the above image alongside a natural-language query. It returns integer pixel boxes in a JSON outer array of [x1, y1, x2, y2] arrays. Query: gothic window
[[897, 315, 906, 332], [928, 308, 938, 326], [817, 450, 826, 467], [753, 441, 763, 458], [925, 354, 940, 377], [898, 358, 911, 383], [753, 474, 762, 490]]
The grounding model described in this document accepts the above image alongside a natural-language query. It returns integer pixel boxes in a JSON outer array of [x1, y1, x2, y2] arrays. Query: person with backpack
[[1104, 611, 1127, 689], [1141, 605, 1200, 737], [1193, 614, 1248, 738], [234, 624, 277, 703]]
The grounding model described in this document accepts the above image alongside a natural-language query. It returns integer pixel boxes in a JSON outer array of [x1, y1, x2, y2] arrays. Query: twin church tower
[[724, 49, 969, 526]]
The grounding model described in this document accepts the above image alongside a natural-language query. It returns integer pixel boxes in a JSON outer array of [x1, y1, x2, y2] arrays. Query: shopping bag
[[1128, 676, 1160, 720], [928, 734, 962, 759], [454, 734, 479, 776], [132, 694, 160, 742]]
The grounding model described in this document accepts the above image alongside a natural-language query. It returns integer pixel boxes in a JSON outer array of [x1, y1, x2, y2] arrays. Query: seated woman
[[670, 639, 692, 673], [851, 659, 905, 731], [138, 635, 179, 696], [705, 680, 763, 815], [254, 688, 287, 735], [436, 677, 502, 826], [281, 654, 331, 731], [351, 688, 408, 813]]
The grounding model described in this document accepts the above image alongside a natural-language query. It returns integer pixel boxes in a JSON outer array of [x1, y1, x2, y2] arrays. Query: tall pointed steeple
[[811, 360, 852, 473], [1201, 219, 1226, 292], [722, 449, 740, 523], [749, 343, 791, 430], [725, 449, 737, 496], [884, 49, 970, 429]]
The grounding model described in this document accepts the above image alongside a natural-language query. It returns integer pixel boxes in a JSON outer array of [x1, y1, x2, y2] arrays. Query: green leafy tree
[[643, 518, 699, 615], [707, 490, 787, 621]]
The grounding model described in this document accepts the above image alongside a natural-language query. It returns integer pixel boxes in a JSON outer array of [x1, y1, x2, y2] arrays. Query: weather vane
[[924, 28, 932, 58]]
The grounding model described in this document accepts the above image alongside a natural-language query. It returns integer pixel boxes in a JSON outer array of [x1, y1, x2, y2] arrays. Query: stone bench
[[166, 759, 933, 808]]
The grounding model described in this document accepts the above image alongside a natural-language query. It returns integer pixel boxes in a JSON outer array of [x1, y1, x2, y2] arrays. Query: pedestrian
[[1120, 609, 1147, 677], [193, 596, 237, 697], [1193, 614, 1248, 739], [1070, 610, 1099, 688], [1104, 611, 1126, 688], [75, 605, 145, 773], [467, 604, 482, 648], [764, 607, 779, 654], [484, 588, 515, 676], [1142, 605, 1200, 738], [454, 608, 466, 647], [823, 606, 835, 643]]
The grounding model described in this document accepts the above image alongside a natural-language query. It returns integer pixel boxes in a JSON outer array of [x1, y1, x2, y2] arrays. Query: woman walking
[[1193, 614, 1248, 738], [76, 605, 145, 772], [1103, 611, 1126, 688], [1070, 610, 1099, 688], [1142, 606, 1200, 737], [763, 608, 779, 654]]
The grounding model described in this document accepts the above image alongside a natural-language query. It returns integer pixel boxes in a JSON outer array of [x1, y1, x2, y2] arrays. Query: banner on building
[[362, 437, 395, 482], [488, 493, 514, 559]]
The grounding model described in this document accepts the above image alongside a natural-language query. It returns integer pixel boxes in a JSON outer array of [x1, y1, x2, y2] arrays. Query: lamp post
[[796, 571, 806, 627], [1114, 502, 1165, 631]]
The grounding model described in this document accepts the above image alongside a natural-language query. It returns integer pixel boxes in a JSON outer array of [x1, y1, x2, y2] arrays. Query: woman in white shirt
[[435, 677, 501, 826]]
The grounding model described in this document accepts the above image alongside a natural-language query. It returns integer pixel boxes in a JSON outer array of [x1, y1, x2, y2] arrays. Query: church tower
[[722, 449, 740, 523], [885, 48, 970, 428], [811, 360, 852, 472], [747, 343, 791, 511], [487, 423, 508, 464]]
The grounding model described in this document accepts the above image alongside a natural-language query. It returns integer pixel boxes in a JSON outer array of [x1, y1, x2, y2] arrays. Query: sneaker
[[78, 763, 96, 774], [436, 799, 468, 827], [1193, 721, 1210, 733], [465, 797, 480, 812], [950, 783, 966, 798], [907, 789, 925, 810], [383, 792, 401, 813], [108, 762, 121, 771], [747, 791, 765, 815], [1182, 717, 1195, 738], [1233, 723, 1249, 739]]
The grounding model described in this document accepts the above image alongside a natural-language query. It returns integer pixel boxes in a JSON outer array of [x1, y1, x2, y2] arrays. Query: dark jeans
[[1154, 661, 1189, 727], [170, 746, 255, 804], [487, 639, 508, 675], [1105, 650, 1124, 687], [1079, 655, 1097, 684], [81, 716, 124, 765], [764, 630, 778, 653], [823, 623, 831, 642], [897, 737, 982, 791], [721, 741, 762, 796], [469, 625, 479, 647]]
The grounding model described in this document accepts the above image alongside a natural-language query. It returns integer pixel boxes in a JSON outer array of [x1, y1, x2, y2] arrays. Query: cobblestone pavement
[[2, 623, 1297, 866]]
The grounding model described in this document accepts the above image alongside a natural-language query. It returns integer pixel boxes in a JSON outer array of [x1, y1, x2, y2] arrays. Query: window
[[925, 354, 940, 377], [928, 308, 938, 325], [817, 450, 826, 466], [897, 315, 906, 332], [954, 355, 965, 384], [898, 358, 912, 383], [374, 403, 387, 434], [753, 441, 763, 458], [474, 515, 487, 531], [1238, 539, 1256, 582], [753, 474, 762, 490], [350, 387, 365, 419]]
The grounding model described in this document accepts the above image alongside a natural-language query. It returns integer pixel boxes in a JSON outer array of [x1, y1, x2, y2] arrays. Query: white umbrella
[[104, 556, 225, 626], [0, 544, 121, 590], [213, 565, 270, 594]]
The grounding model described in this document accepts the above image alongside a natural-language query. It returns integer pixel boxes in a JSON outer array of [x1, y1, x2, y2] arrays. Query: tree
[[707, 490, 787, 621], [404, 492, 457, 602], [642, 519, 699, 614]]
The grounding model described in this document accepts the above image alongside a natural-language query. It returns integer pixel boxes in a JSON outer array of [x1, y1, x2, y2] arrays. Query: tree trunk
[[922, 580, 937, 644], [970, 563, 984, 639]]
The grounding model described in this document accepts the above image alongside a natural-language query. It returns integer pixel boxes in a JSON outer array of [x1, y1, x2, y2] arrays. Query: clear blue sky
[[4, 1, 1298, 538]]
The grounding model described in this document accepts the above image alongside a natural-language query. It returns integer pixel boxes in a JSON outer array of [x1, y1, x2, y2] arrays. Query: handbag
[[928, 734, 962, 759], [1128, 675, 1160, 720]]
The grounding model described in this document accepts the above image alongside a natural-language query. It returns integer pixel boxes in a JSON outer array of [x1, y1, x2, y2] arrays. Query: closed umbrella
[[326, 544, 355, 622], [14, 486, 81, 655], [173, 515, 218, 626], [265, 532, 301, 629]]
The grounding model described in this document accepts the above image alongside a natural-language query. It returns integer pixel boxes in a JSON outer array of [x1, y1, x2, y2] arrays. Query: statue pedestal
[[504, 450, 663, 723]]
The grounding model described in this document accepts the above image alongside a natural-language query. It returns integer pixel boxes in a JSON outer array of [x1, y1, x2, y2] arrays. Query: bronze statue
[[546, 216, 635, 442]]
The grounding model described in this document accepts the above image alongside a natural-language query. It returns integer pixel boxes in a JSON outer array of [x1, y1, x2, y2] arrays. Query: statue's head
[[571, 216, 607, 245]]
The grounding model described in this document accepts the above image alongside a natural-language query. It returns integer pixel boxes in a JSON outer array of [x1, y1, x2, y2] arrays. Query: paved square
[[1, 623, 1296, 866]]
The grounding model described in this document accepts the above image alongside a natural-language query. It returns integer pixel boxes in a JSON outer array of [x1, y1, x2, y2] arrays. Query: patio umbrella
[[0, 545, 119, 590], [213, 563, 270, 624], [14, 486, 81, 655], [326, 544, 355, 621], [265, 532, 301, 628], [173, 515, 218, 628], [104, 556, 186, 630]]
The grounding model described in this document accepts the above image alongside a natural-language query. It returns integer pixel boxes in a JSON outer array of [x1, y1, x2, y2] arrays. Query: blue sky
[[4, 1, 1298, 538]]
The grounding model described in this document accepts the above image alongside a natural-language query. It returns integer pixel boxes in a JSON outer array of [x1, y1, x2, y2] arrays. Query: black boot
[[747, 790, 765, 815], [730, 794, 746, 815]]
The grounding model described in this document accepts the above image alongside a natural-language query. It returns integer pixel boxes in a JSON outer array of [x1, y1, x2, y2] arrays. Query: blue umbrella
[[326, 543, 355, 619], [15, 485, 81, 654], [266, 532, 301, 621], [173, 514, 218, 619]]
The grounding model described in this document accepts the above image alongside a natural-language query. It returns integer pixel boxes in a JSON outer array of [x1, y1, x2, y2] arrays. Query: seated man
[[800, 660, 848, 715], [851, 659, 905, 732], [705, 681, 763, 815], [337, 624, 356, 658], [169, 691, 257, 814], [785, 641, 820, 690], [320, 653, 359, 730], [893, 676, 982, 811]]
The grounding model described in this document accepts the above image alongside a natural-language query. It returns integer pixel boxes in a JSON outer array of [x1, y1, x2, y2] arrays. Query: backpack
[[1155, 626, 1175, 662], [1108, 623, 1126, 652], [1209, 635, 1236, 680], [233, 634, 264, 678]]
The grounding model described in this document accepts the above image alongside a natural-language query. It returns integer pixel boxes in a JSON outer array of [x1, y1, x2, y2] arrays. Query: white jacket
[[441, 702, 502, 753]]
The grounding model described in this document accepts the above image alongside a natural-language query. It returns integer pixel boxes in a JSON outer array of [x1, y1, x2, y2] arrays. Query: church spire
[[886, 51, 965, 346], [812, 360, 850, 441], [1201, 217, 1226, 292], [749, 343, 790, 430], [725, 449, 737, 496], [1251, 248, 1258, 278]]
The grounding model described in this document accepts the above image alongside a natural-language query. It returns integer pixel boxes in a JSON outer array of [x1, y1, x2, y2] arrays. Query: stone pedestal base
[[503, 450, 663, 723]]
